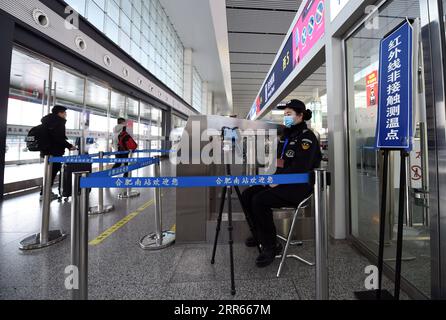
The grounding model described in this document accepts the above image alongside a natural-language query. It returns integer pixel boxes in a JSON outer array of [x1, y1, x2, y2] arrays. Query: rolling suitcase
[[59, 162, 92, 202]]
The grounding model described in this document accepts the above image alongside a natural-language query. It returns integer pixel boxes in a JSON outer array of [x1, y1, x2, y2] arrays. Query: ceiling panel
[[284, 64, 327, 104], [231, 78, 264, 85], [228, 33, 286, 54], [231, 71, 267, 79], [232, 83, 265, 90], [230, 52, 276, 64], [230, 63, 271, 72], [227, 9, 296, 34], [226, 0, 300, 117], [226, 0, 301, 11]]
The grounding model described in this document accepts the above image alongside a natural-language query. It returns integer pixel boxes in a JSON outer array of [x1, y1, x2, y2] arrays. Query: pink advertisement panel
[[292, 0, 325, 68]]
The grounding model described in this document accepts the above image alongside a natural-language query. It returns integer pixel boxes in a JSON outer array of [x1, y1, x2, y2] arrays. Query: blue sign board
[[375, 21, 413, 150], [264, 35, 294, 105], [248, 34, 294, 120]]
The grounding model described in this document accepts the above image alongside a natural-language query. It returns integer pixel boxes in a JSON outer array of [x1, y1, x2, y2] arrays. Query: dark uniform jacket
[[41, 114, 73, 157], [276, 122, 322, 175], [270, 122, 322, 204]]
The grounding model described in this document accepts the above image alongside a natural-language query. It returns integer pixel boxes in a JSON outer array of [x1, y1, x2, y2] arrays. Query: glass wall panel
[[126, 97, 139, 136], [171, 114, 187, 149], [109, 90, 126, 151], [52, 66, 84, 139], [192, 68, 202, 112], [86, 80, 110, 153], [5, 49, 50, 184], [66, 0, 185, 98], [345, 0, 430, 297], [139, 101, 152, 151]]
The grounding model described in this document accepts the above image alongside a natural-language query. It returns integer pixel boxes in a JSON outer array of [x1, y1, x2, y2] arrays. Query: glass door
[[139, 101, 153, 153], [345, 0, 433, 298], [85, 80, 110, 154], [6, 48, 51, 185], [151, 106, 163, 154], [52, 66, 85, 150], [110, 91, 126, 152]]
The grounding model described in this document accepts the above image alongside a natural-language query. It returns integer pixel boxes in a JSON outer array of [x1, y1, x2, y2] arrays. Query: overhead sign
[[248, 0, 325, 120], [330, 0, 351, 21], [292, 0, 325, 67], [263, 35, 294, 106], [375, 21, 414, 150]]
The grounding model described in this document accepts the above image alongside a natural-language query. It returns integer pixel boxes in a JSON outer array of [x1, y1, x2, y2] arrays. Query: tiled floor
[[0, 161, 410, 300]]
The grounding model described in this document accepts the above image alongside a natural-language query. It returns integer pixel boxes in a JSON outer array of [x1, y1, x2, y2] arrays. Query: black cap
[[277, 99, 306, 113], [52, 105, 67, 114]]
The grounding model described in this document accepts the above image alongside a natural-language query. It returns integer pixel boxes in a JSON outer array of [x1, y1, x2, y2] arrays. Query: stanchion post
[[40, 155, 52, 244], [154, 160, 163, 245], [246, 135, 256, 176], [314, 169, 329, 300], [89, 152, 114, 215], [71, 171, 89, 300], [118, 151, 140, 199], [19, 155, 67, 250], [139, 158, 175, 250]]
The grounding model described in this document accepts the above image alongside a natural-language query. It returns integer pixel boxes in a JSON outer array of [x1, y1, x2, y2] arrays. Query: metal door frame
[[420, 0, 446, 299]]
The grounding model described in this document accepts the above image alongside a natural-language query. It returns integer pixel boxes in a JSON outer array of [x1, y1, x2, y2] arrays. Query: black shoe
[[245, 236, 258, 247], [255, 242, 283, 268]]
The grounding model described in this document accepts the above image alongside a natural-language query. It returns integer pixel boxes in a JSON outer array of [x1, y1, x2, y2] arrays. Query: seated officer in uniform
[[241, 99, 322, 268]]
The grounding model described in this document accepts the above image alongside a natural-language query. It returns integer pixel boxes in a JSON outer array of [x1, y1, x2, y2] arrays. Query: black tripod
[[210, 128, 261, 296]]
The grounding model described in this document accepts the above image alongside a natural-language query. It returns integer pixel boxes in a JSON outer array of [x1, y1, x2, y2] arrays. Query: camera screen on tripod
[[223, 127, 239, 142]]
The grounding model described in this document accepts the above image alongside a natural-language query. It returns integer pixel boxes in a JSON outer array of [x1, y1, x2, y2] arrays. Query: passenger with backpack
[[112, 118, 138, 177], [28, 105, 77, 201]]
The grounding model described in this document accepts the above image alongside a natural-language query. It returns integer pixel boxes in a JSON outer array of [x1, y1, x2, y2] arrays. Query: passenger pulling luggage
[[58, 150, 92, 202]]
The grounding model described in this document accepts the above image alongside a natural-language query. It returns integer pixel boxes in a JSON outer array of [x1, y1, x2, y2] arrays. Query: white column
[[325, 34, 347, 239], [201, 81, 208, 115], [207, 91, 214, 115], [183, 48, 193, 105]]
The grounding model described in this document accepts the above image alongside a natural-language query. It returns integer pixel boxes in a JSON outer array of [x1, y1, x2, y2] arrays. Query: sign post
[[355, 20, 414, 300]]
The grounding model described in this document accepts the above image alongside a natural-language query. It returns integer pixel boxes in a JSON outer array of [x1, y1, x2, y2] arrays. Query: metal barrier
[[19, 155, 67, 250], [139, 159, 175, 250], [89, 152, 114, 215], [314, 169, 329, 300], [71, 171, 89, 300], [118, 151, 141, 199], [70, 169, 329, 299]]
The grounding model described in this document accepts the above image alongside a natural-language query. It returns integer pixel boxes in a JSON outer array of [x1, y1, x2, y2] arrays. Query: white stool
[[276, 194, 315, 277]]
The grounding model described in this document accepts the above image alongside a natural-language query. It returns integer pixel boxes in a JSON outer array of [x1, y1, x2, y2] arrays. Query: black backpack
[[25, 125, 49, 152]]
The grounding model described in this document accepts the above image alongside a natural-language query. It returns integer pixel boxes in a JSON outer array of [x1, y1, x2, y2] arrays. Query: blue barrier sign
[[80, 173, 310, 189], [89, 158, 159, 178], [375, 21, 413, 150], [49, 157, 154, 164]]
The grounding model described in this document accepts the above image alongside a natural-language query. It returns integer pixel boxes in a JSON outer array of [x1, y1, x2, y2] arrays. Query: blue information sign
[[375, 21, 413, 150]]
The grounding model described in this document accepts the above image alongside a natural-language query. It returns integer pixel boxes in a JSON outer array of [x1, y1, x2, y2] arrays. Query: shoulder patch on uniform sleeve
[[301, 138, 313, 150], [301, 143, 311, 150]]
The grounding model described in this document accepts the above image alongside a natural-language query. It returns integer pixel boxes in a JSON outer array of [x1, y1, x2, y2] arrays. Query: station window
[[65, 0, 185, 99]]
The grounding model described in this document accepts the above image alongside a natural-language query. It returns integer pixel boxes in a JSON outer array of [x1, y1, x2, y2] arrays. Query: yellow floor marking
[[89, 199, 155, 246]]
